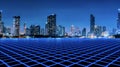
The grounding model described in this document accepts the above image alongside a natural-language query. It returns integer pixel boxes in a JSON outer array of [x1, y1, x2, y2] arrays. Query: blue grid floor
[[0, 38, 120, 67]]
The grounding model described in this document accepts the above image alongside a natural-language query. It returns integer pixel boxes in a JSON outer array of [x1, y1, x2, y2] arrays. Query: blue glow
[[0, 38, 120, 67]]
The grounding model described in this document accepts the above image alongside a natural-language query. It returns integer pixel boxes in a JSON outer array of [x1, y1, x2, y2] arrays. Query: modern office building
[[56, 25, 65, 36], [116, 9, 120, 34], [30, 25, 40, 36], [45, 23, 48, 35], [46, 14, 56, 37], [13, 16, 20, 36], [94, 25, 102, 37], [23, 23, 27, 35], [25, 28, 31, 36], [0, 10, 4, 34], [40, 28, 44, 35], [82, 28, 86, 36], [30, 25, 35, 36], [90, 14, 95, 34], [4, 27, 11, 36], [35, 25, 40, 35], [75, 27, 81, 36]]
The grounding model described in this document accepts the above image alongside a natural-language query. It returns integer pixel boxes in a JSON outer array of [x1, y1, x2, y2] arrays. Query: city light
[[0, 9, 120, 38]]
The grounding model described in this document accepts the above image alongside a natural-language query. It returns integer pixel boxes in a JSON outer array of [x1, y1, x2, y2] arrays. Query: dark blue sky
[[0, 0, 120, 32]]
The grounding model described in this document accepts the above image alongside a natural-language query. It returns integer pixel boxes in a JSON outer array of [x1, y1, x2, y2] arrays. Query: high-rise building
[[90, 14, 95, 33], [70, 25, 75, 36], [35, 25, 40, 35], [26, 28, 31, 36], [45, 23, 48, 35], [117, 9, 120, 34], [4, 27, 11, 36], [13, 16, 20, 36], [94, 25, 102, 37], [30, 25, 40, 36], [30, 25, 35, 36], [40, 28, 44, 35], [75, 27, 81, 36], [24, 23, 27, 35], [0, 10, 4, 34], [56, 25, 65, 36], [82, 28, 86, 36], [46, 14, 56, 36]]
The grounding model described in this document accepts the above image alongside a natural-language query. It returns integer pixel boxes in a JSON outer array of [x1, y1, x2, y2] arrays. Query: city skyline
[[0, 0, 120, 32]]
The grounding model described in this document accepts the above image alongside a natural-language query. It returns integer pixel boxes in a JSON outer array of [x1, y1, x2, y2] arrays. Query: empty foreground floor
[[0, 38, 120, 67]]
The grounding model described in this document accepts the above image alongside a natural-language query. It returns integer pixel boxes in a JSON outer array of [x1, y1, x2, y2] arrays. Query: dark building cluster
[[0, 9, 120, 38]]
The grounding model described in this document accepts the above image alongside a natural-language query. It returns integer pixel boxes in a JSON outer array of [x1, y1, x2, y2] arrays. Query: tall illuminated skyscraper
[[46, 14, 56, 36], [82, 28, 86, 36], [13, 16, 20, 36], [90, 14, 95, 34], [56, 25, 65, 36], [70, 25, 75, 35], [117, 9, 120, 34], [0, 10, 4, 34], [24, 23, 27, 35]]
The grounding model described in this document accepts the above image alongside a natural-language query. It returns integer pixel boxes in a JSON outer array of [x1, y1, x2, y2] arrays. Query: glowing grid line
[[0, 38, 120, 67]]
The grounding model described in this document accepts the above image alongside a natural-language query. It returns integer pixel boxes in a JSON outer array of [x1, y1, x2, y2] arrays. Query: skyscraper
[[94, 25, 102, 37], [82, 28, 86, 36], [24, 23, 27, 35], [90, 14, 95, 34], [26, 28, 31, 36], [56, 25, 65, 36], [35, 25, 40, 35], [40, 28, 44, 35], [0, 10, 4, 34], [117, 9, 120, 34], [70, 25, 75, 36], [45, 22, 48, 35], [30, 25, 40, 36], [13, 16, 20, 36], [4, 27, 11, 35], [46, 14, 56, 37]]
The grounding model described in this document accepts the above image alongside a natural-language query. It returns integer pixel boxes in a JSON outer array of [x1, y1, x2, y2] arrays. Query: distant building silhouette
[[90, 14, 95, 34], [0, 11, 4, 34], [82, 28, 86, 36], [24, 23, 27, 35], [94, 25, 102, 37], [40, 28, 44, 35], [4, 27, 11, 35], [46, 14, 56, 37], [26, 28, 31, 36], [56, 25, 65, 36], [30, 25, 40, 36], [13, 16, 20, 36], [116, 9, 120, 34], [70, 25, 75, 36]]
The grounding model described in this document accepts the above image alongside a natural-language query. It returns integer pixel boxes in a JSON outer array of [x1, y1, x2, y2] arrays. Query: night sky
[[0, 0, 120, 32]]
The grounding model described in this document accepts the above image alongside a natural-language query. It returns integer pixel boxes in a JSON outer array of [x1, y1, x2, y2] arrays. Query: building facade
[[117, 9, 120, 34], [90, 14, 95, 34], [82, 28, 86, 36], [0, 10, 4, 34], [13, 16, 20, 36], [46, 14, 56, 37]]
